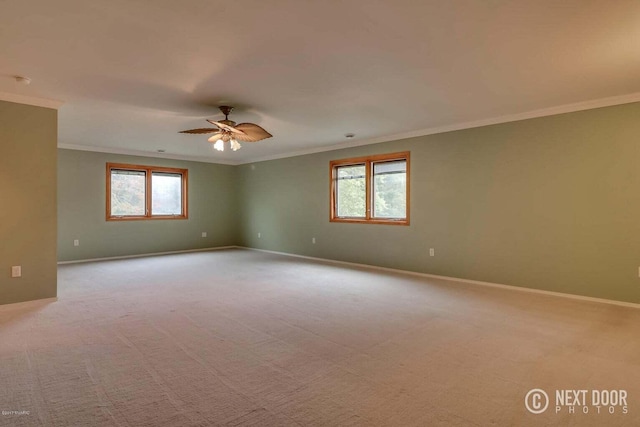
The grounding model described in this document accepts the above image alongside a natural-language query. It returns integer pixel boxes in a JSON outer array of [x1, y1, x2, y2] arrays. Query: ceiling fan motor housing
[[218, 106, 236, 126]]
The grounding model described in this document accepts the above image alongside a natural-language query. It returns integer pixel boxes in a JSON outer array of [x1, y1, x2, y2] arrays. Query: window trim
[[106, 162, 188, 221], [330, 151, 410, 225]]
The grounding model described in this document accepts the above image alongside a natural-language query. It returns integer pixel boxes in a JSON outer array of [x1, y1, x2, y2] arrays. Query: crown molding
[[57, 91, 640, 166], [57, 143, 238, 165], [239, 91, 640, 165], [0, 91, 63, 109]]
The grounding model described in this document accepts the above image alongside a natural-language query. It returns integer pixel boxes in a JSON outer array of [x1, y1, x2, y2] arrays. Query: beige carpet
[[0, 248, 639, 426]]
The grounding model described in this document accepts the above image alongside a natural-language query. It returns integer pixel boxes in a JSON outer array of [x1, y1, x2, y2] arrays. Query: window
[[106, 163, 188, 220], [330, 152, 409, 225]]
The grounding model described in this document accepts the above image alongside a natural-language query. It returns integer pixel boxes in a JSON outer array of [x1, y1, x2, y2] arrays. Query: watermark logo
[[525, 389, 628, 415], [2, 410, 30, 416], [525, 389, 549, 414]]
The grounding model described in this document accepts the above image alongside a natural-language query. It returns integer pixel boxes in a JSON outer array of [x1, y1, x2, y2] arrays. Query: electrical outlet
[[11, 266, 21, 278], [73, 239, 79, 247], [312, 237, 316, 244], [258, 232, 261, 238], [201, 232, 207, 238], [429, 248, 435, 257]]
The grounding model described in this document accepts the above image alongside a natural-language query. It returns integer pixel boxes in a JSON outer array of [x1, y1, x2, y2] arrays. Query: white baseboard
[[57, 246, 238, 265], [0, 297, 58, 311], [240, 247, 640, 310]]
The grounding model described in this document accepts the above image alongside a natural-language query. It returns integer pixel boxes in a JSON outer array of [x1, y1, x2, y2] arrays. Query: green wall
[[0, 100, 58, 305], [57, 150, 238, 261], [237, 102, 640, 303], [52, 101, 640, 304]]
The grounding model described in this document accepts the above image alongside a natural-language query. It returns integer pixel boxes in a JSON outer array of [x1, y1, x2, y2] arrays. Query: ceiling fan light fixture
[[230, 139, 242, 151], [213, 139, 224, 151]]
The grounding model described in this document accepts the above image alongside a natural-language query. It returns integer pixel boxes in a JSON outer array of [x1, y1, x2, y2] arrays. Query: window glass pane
[[336, 165, 366, 217], [110, 170, 146, 216], [152, 172, 182, 215], [373, 160, 406, 219]]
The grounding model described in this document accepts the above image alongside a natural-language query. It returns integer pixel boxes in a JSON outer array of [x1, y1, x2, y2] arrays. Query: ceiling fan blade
[[179, 128, 220, 134], [207, 132, 224, 142], [234, 123, 273, 142], [207, 120, 246, 136]]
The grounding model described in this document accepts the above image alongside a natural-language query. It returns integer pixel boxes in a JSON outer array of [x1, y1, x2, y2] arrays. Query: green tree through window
[[110, 170, 146, 216], [107, 163, 188, 220], [330, 152, 409, 225], [336, 165, 366, 217], [373, 160, 406, 219]]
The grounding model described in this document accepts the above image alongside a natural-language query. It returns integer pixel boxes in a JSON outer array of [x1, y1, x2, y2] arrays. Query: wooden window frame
[[330, 151, 410, 225], [106, 162, 188, 221]]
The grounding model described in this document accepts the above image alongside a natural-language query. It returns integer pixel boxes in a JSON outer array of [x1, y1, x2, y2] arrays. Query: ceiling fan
[[179, 106, 272, 152]]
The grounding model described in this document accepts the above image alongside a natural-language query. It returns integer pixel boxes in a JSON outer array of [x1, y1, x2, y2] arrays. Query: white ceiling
[[1, 0, 640, 164]]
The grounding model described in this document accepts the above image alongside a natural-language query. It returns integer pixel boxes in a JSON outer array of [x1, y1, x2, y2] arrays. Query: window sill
[[330, 217, 409, 226], [106, 216, 188, 221]]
